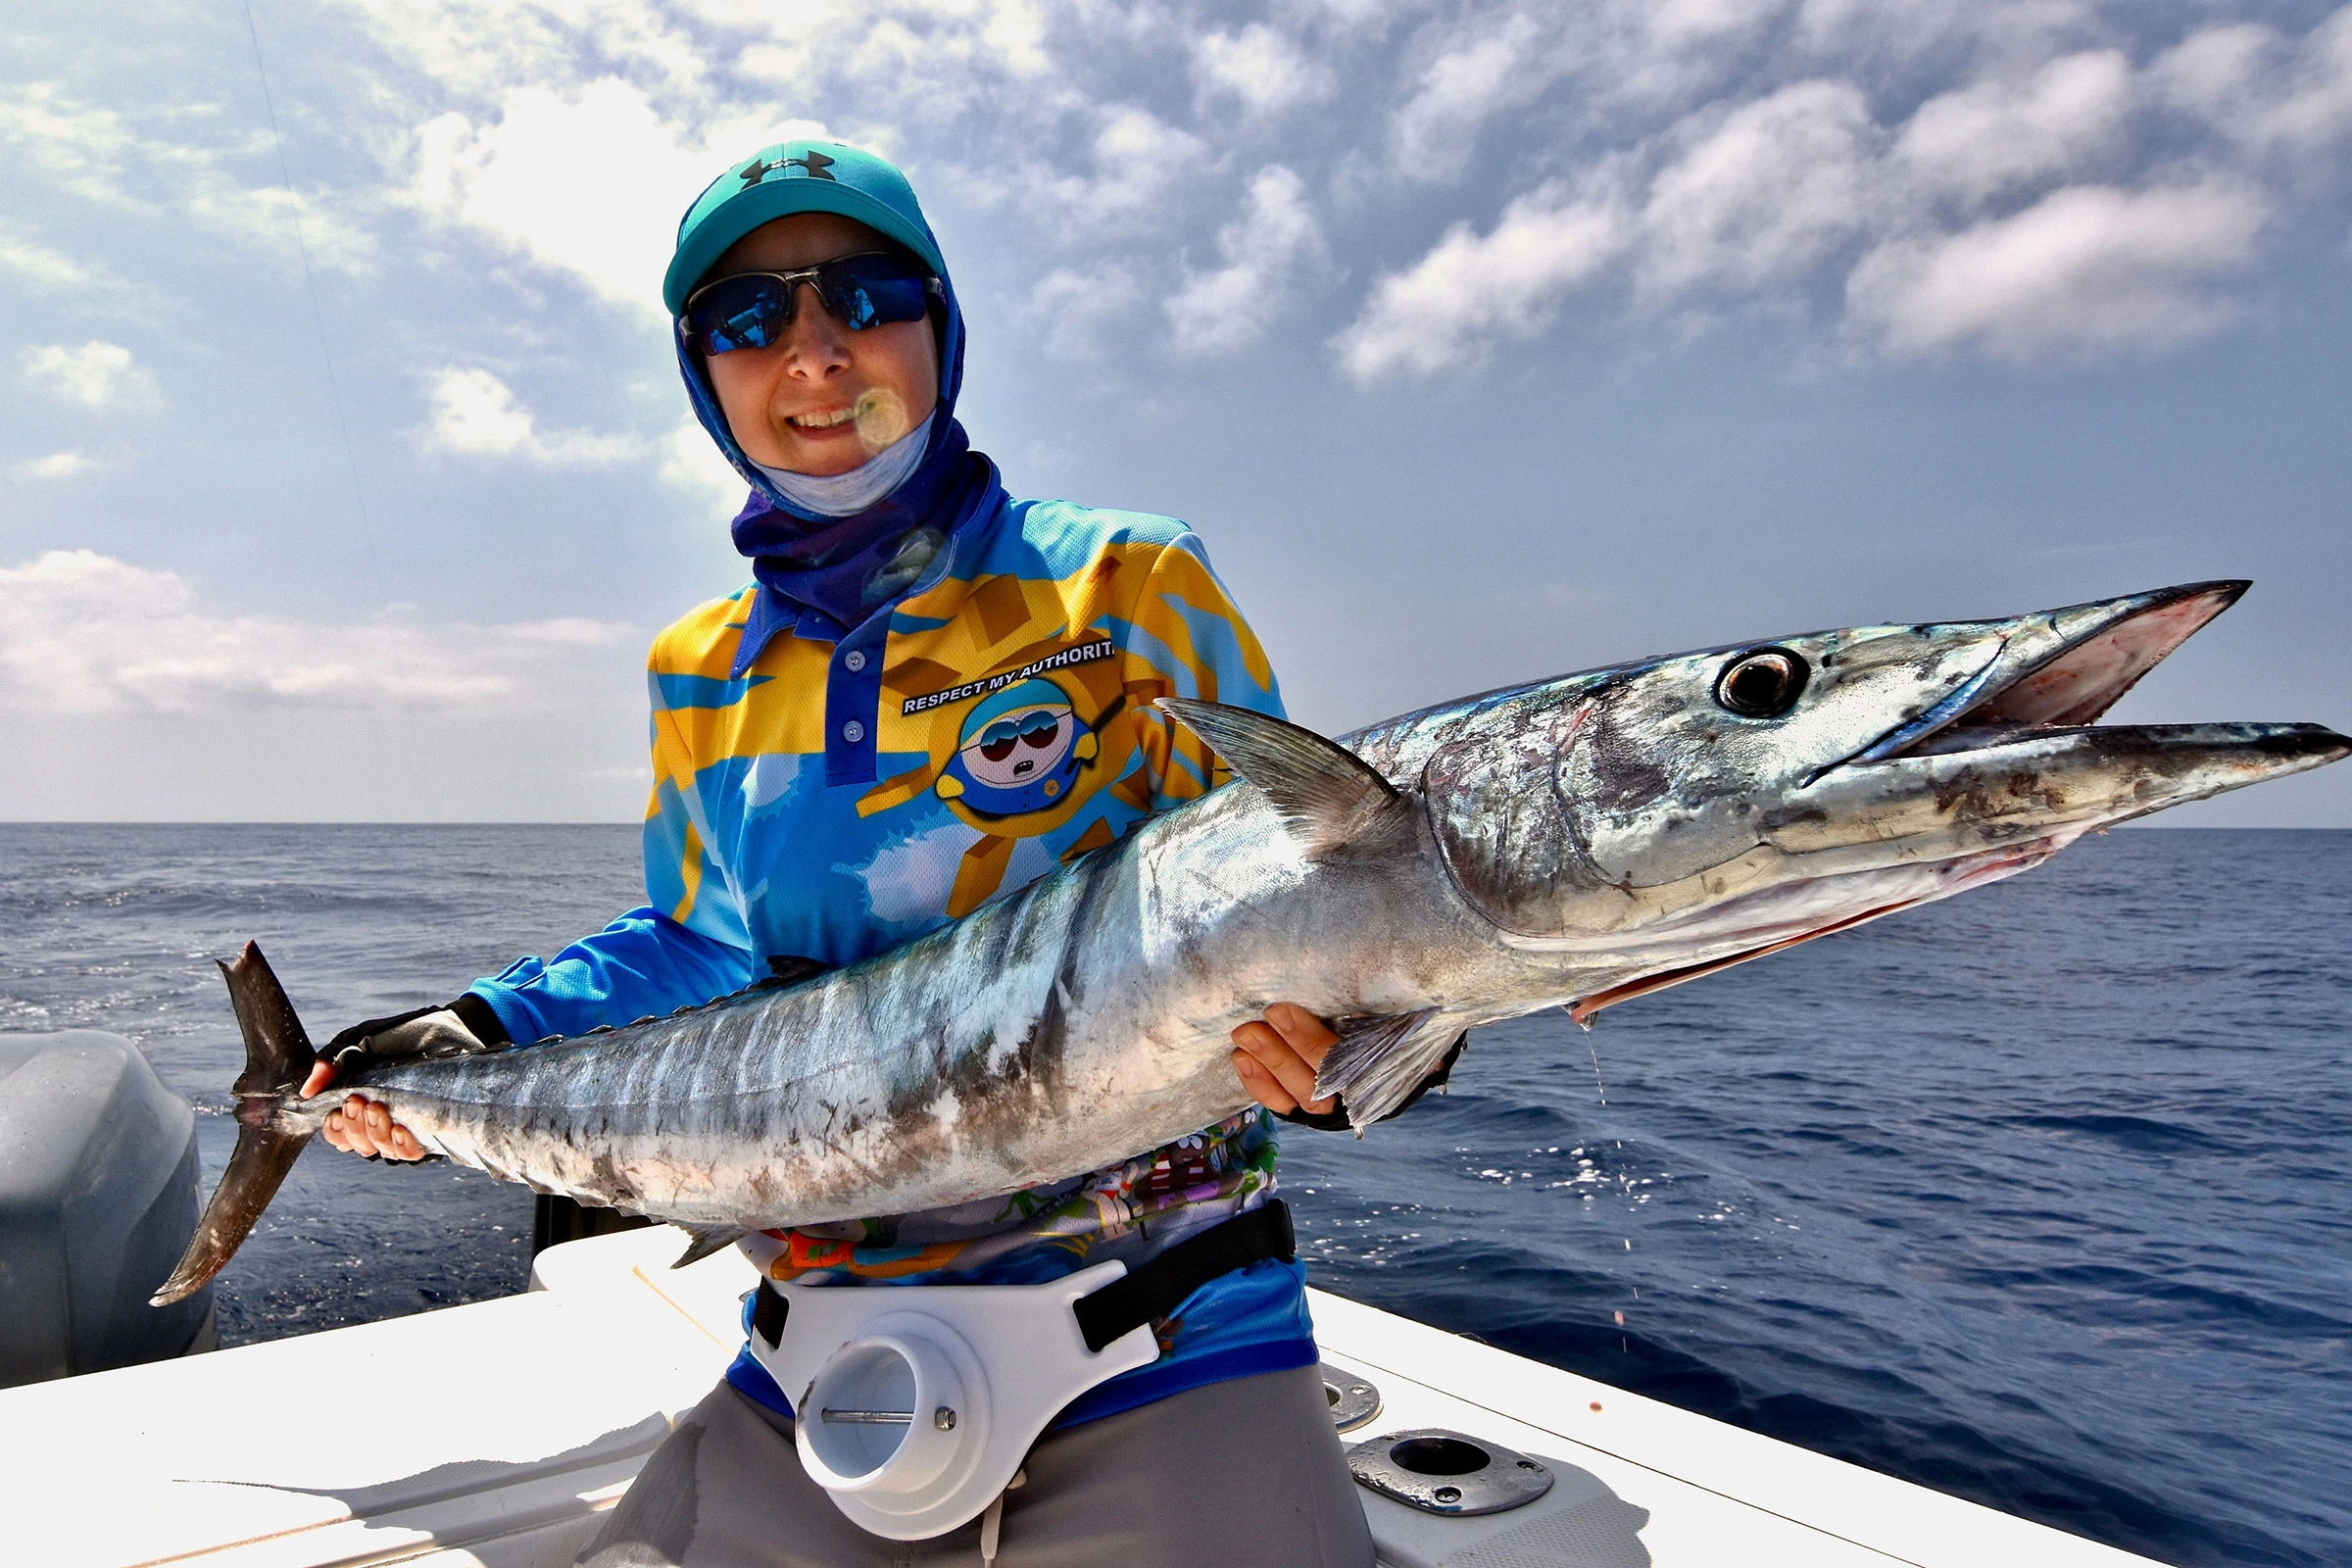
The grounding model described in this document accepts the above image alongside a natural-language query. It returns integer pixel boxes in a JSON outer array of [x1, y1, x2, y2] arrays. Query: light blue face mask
[[754, 413, 937, 518]]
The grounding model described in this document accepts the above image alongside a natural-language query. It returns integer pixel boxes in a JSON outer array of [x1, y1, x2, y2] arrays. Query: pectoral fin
[[1156, 699, 1400, 856], [1314, 1008, 1460, 1131]]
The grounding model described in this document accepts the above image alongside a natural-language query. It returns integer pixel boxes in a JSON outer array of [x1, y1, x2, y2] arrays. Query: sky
[[2, 0, 2347, 825]]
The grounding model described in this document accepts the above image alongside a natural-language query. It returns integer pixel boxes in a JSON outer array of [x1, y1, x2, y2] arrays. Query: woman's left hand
[[1231, 1003, 1341, 1117]]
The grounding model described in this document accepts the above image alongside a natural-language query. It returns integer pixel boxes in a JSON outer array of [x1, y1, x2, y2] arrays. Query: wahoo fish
[[155, 581, 2346, 1304]]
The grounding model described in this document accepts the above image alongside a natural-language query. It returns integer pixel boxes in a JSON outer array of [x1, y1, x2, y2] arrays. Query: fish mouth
[[1838, 579, 2250, 772], [1565, 581, 2351, 1022], [1823, 577, 2348, 794]]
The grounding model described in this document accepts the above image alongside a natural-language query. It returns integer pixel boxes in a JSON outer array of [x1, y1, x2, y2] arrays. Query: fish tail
[[150, 941, 318, 1306]]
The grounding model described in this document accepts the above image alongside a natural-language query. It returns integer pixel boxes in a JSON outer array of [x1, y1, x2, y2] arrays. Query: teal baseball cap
[[662, 140, 947, 316]]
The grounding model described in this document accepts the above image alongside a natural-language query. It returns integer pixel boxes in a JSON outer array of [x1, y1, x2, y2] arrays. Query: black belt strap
[[753, 1275, 790, 1348], [1072, 1200, 1295, 1353], [751, 1200, 1296, 1356]]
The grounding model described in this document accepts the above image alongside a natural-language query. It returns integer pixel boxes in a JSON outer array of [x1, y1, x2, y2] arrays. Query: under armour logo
[[740, 150, 836, 185]]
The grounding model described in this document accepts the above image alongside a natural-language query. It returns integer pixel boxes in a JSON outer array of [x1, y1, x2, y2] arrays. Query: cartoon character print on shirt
[[935, 680, 1094, 817], [861, 648, 1148, 917]]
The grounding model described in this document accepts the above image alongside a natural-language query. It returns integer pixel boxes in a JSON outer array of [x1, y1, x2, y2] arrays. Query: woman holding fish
[[305, 142, 1441, 1565]]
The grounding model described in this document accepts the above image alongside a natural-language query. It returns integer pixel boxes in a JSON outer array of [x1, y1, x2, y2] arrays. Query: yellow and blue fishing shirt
[[466, 493, 1314, 1426]]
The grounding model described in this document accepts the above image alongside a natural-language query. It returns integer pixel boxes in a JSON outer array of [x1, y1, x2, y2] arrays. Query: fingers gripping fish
[[154, 582, 2348, 1305]]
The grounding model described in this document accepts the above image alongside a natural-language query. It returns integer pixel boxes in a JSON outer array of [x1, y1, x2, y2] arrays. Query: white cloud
[[1608, 0, 1792, 104], [2153, 25, 2282, 140], [1028, 263, 1146, 361], [1390, 14, 1551, 181], [10, 451, 92, 480], [1379, 0, 1802, 171], [0, 550, 637, 714], [1343, 4, 2352, 374], [19, 341, 163, 410], [1340, 78, 1890, 376], [731, 0, 1062, 122], [361, 0, 1180, 318], [0, 228, 161, 322], [48, 0, 2344, 401], [660, 415, 751, 514], [415, 368, 641, 465], [1335, 179, 1632, 380], [1846, 180, 2269, 361], [0, 81, 371, 270], [414, 75, 827, 315], [2153, 10, 2352, 157], [996, 106, 1209, 234], [1193, 24, 1337, 120], [1636, 79, 1876, 301], [0, 228, 92, 292], [405, 78, 814, 317], [1300, 0, 1417, 28], [1891, 51, 2136, 211], [1164, 167, 1328, 356]]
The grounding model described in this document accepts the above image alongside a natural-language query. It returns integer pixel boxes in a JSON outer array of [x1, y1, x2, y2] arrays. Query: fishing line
[[240, 1, 384, 600], [239, 0, 425, 762]]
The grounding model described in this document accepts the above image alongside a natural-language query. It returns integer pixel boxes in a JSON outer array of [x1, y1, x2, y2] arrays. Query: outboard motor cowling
[[0, 1032, 214, 1387]]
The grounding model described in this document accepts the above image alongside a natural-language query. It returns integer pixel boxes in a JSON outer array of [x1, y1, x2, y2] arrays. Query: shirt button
[[844, 650, 866, 672], [842, 719, 865, 744]]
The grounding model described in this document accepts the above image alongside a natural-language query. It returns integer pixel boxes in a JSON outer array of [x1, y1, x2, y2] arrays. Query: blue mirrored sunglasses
[[682, 252, 940, 355]]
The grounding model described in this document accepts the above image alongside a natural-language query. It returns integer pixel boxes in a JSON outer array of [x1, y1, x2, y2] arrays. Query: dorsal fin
[[1157, 698, 1400, 856]]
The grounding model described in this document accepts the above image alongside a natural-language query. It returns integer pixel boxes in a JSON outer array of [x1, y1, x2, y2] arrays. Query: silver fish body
[[278, 773, 1477, 1228], [154, 580, 2347, 1302]]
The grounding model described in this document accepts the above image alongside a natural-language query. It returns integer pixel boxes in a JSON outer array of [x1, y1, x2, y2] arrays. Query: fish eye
[[1714, 648, 1809, 719]]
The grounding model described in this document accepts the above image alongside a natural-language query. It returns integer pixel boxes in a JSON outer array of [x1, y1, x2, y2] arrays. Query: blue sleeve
[[466, 906, 756, 1045]]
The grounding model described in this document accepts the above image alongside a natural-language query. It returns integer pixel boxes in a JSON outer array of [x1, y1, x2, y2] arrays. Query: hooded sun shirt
[[667, 140, 1005, 663], [470, 140, 1315, 1433]]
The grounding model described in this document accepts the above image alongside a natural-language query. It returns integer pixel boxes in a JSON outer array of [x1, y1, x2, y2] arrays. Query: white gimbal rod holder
[[751, 1259, 1161, 1541]]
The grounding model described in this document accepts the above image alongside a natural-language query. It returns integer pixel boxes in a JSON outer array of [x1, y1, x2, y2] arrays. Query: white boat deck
[[1, 1229, 2156, 1567]]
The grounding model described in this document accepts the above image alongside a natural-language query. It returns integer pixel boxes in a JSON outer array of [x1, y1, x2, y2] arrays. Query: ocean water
[[1, 824, 2344, 1567]]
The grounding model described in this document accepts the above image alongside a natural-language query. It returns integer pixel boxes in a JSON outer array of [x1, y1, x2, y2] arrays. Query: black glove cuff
[[323, 1003, 443, 1074], [323, 995, 510, 1077], [448, 992, 510, 1048]]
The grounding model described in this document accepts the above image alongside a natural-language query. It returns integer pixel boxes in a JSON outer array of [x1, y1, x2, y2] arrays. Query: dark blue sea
[[2, 824, 2344, 1566]]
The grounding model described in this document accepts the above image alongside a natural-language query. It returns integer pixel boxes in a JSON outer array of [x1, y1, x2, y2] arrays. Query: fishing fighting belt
[[750, 1199, 1295, 1355], [745, 1200, 1296, 1542]]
